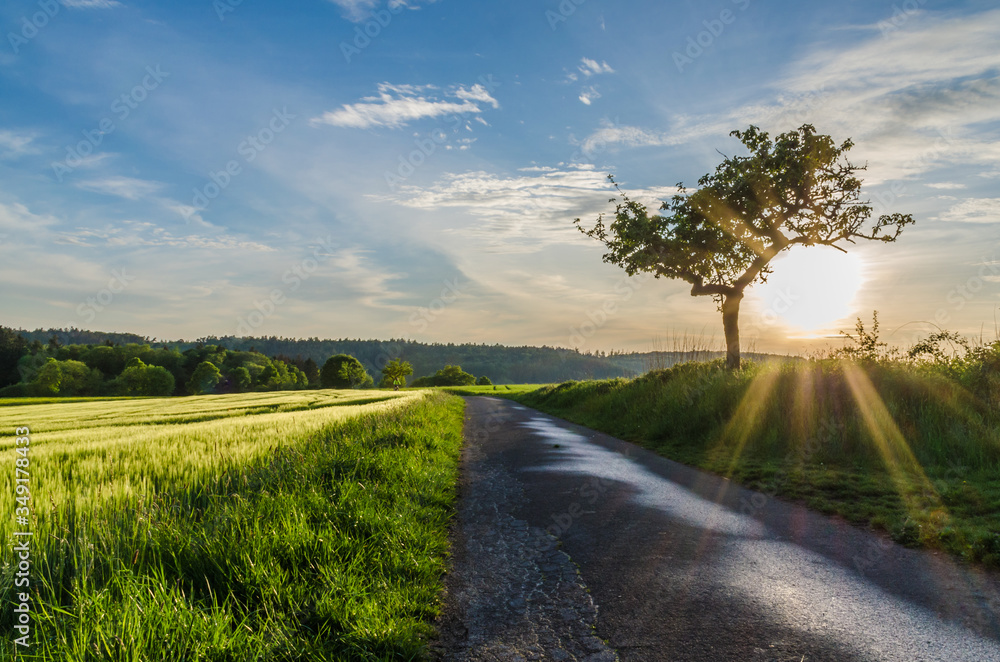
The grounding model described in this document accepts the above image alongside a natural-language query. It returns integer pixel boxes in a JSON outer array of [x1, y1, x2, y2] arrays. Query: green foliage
[[0, 332, 318, 398], [476, 375, 493, 386], [0, 327, 28, 388], [32, 358, 103, 396], [114, 358, 176, 396], [321, 354, 372, 389], [833, 311, 900, 363], [186, 361, 222, 395], [412, 364, 477, 387], [230, 366, 252, 392], [380, 357, 414, 388]]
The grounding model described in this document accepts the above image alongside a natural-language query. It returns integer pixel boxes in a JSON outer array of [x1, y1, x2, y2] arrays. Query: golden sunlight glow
[[841, 363, 943, 521], [752, 247, 865, 334]]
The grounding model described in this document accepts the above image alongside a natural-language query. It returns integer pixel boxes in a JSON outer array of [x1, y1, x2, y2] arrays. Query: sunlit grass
[[0, 389, 464, 660], [510, 359, 1000, 566]]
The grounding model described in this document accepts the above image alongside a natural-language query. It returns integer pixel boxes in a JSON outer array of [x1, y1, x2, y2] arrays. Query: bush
[[412, 365, 476, 387], [475, 375, 492, 386]]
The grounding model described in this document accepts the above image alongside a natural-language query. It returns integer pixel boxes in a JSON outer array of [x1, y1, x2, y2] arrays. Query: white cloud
[[377, 165, 677, 252], [326, 0, 379, 21], [578, 58, 614, 77], [579, 86, 601, 106], [926, 182, 966, 190], [0, 131, 39, 159], [454, 83, 500, 109], [602, 9, 1000, 187], [580, 120, 679, 155], [0, 201, 60, 236], [56, 221, 276, 251], [310, 82, 499, 129], [326, 0, 431, 22], [321, 247, 407, 309], [75, 176, 164, 200], [61, 0, 123, 8], [938, 198, 1000, 224]]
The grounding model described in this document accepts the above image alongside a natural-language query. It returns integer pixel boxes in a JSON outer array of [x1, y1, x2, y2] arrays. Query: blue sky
[[1, 0, 998, 354]]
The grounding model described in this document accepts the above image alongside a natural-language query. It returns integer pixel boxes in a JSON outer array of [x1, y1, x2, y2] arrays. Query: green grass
[[1, 389, 465, 660], [439, 384, 549, 396], [507, 359, 1000, 568]]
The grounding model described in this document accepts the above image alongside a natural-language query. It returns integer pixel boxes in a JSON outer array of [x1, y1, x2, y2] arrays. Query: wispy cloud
[[326, 0, 430, 22], [580, 120, 678, 155], [579, 86, 601, 106], [56, 221, 276, 251], [660, 9, 1000, 184], [310, 82, 499, 129], [578, 57, 614, 77], [0, 130, 40, 159], [378, 165, 677, 252], [75, 176, 164, 200], [61, 0, 123, 8], [937, 198, 1000, 224]]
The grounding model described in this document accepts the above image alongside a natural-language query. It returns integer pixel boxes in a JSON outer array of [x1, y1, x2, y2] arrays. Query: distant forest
[[1, 326, 786, 396]]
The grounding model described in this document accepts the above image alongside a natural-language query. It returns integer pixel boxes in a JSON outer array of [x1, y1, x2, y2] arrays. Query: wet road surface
[[445, 397, 1000, 661]]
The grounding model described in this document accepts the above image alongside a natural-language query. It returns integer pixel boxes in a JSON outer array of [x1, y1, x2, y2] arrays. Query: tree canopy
[[380, 358, 413, 388], [577, 124, 914, 369], [320, 354, 373, 389]]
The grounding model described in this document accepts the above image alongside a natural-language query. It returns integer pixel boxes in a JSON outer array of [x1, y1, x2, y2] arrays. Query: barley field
[[0, 389, 466, 661]]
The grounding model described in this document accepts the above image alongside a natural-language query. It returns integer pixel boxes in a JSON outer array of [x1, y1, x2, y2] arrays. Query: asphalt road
[[446, 396, 1000, 662]]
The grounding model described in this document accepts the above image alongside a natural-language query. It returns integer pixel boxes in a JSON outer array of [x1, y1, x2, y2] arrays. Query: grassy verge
[[509, 360, 1000, 568], [2, 391, 465, 661]]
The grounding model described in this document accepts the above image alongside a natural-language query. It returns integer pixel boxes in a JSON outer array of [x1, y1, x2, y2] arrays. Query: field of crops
[[0, 389, 466, 660]]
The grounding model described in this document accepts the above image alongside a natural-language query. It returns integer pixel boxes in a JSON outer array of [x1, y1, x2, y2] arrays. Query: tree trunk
[[722, 293, 743, 370]]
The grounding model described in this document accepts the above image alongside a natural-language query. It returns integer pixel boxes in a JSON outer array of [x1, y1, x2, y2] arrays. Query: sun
[[752, 247, 866, 334]]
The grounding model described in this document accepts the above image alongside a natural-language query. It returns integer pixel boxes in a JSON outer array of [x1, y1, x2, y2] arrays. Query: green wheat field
[[0, 389, 465, 661]]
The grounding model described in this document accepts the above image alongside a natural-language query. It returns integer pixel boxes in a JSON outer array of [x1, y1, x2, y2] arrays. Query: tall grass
[[1, 390, 464, 660]]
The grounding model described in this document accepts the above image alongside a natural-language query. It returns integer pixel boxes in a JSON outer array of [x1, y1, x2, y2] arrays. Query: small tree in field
[[576, 124, 915, 369], [380, 358, 413, 388]]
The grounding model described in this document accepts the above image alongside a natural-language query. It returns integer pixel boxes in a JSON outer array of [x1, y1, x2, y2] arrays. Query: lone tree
[[576, 124, 914, 369], [380, 358, 413, 388]]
